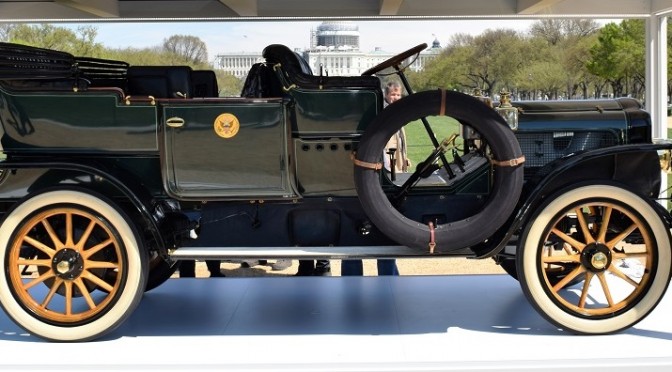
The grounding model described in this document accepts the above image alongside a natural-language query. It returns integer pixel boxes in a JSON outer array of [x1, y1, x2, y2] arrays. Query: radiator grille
[[516, 131, 619, 179]]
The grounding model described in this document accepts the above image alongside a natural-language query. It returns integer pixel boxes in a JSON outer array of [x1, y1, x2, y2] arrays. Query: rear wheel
[[518, 183, 671, 334], [0, 189, 147, 341]]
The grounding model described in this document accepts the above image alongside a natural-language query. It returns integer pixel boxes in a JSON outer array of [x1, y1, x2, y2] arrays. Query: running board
[[167, 245, 449, 260]]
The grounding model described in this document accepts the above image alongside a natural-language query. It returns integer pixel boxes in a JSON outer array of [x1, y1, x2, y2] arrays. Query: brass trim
[[282, 84, 297, 92], [166, 117, 185, 128]]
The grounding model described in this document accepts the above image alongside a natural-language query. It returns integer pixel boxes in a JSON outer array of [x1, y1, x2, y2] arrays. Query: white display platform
[[1, 274, 672, 371]]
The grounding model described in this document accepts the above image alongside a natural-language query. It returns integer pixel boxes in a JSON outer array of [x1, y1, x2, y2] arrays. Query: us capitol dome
[[216, 21, 441, 78], [305, 20, 441, 76], [311, 21, 360, 51]]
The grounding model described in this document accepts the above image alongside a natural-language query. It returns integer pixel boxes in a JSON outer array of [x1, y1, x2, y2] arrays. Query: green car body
[[0, 41, 669, 341]]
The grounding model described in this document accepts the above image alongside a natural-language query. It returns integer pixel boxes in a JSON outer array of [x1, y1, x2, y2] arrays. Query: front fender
[[473, 143, 669, 258]]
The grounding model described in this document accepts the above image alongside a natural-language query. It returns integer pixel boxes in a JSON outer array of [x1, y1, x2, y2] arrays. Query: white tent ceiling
[[0, 0, 670, 21]]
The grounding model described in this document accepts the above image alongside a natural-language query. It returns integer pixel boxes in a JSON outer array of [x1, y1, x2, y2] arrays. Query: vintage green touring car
[[0, 41, 670, 341]]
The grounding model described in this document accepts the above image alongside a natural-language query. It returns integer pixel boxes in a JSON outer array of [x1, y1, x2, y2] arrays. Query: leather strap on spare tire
[[353, 89, 524, 253]]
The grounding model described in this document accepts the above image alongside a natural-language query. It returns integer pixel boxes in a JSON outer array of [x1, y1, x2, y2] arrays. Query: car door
[[161, 98, 294, 199]]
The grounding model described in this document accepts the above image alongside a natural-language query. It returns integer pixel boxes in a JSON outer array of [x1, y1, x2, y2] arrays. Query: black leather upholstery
[[0, 78, 88, 91], [0, 42, 75, 80], [127, 66, 193, 98], [192, 70, 219, 97], [76, 57, 128, 90], [261, 44, 380, 90], [240, 63, 283, 98]]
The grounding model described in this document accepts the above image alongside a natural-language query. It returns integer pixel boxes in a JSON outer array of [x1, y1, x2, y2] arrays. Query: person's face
[[386, 87, 402, 104]]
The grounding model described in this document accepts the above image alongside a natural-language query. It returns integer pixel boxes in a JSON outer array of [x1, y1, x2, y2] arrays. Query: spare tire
[[353, 89, 524, 253]]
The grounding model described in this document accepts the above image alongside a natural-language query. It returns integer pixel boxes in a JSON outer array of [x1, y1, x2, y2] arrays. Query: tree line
[[408, 19, 671, 102], [1, 20, 668, 101], [0, 23, 243, 96]]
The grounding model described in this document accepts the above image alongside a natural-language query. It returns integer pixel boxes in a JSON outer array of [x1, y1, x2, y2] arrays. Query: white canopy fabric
[[0, 1, 670, 20]]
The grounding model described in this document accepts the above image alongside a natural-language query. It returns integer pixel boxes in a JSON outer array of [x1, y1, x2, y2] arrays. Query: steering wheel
[[361, 43, 428, 76]]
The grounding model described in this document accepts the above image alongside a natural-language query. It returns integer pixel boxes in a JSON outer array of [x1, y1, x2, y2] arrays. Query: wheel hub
[[580, 243, 612, 272], [51, 248, 84, 280]]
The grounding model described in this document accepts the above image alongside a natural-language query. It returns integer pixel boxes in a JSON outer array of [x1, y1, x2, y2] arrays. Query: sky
[[65, 19, 549, 63], [61, 18, 619, 65]]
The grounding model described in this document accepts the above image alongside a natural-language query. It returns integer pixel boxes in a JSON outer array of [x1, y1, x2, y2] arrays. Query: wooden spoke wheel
[[0, 189, 147, 341], [517, 184, 671, 334]]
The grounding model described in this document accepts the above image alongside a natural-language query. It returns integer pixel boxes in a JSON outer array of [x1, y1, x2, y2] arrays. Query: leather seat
[[127, 65, 193, 98], [261, 44, 380, 90], [191, 70, 219, 97]]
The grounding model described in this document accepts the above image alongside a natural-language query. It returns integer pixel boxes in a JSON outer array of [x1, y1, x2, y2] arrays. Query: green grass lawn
[[404, 116, 462, 166]]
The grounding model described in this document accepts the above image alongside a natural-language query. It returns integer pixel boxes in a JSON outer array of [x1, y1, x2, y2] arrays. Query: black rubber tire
[[517, 183, 672, 334], [354, 90, 524, 252], [0, 189, 148, 341]]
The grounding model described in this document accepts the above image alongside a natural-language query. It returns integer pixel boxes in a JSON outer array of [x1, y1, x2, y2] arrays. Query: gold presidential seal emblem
[[214, 113, 240, 139]]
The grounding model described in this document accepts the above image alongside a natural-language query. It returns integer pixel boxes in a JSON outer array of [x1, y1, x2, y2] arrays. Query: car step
[[168, 245, 424, 260]]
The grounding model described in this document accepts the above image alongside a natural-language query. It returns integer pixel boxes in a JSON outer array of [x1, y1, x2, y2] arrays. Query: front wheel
[[517, 183, 671, 334], [0, 189, 147, 341]]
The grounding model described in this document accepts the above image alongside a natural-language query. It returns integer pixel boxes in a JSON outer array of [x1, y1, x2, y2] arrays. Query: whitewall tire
[[0, 189, 147, 341], [517, 184, 671, 334]]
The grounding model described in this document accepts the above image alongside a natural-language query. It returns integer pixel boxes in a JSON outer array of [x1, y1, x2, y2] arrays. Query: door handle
[[166, 117, 185, 128]]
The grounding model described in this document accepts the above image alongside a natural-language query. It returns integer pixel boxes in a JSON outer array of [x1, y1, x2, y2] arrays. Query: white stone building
[[215, 21, 442, 79], [216, 52, 264, 79]]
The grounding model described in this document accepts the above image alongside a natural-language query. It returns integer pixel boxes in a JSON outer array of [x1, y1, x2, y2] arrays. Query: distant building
[[216, 52, 264, 79], [304, 21, 442, 76], [215, 21, 442, 79], [310, 21, 360, 51]]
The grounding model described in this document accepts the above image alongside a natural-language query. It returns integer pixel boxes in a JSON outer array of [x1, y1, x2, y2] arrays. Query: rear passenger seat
[[127, 66, 193, 99], [191, 70, 219, 97]]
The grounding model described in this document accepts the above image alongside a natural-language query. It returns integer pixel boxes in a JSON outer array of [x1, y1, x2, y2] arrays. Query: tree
[[563, 33, 602, 98], [514, 61, 566, 99], [103, 46, 172, 65], [162, 35, 208, 65], [530, 19, 564, 45], [407, 36, 473, 92], [466, 29, 528, 96], [587, 20, 645, 98], [215, 70, 243, 97], [7, 24, 103, 56], [0, 24, 13, 41], [526, 19, 602, 99], [530, 19, 600, 46]]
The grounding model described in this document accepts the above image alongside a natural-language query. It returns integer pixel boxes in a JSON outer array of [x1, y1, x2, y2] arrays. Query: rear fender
[[0, 160, 166, 258]]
